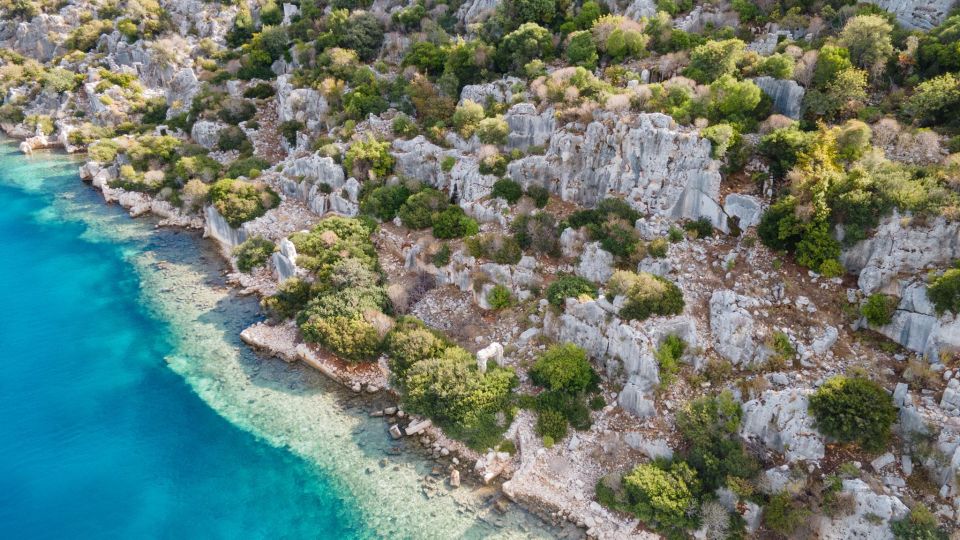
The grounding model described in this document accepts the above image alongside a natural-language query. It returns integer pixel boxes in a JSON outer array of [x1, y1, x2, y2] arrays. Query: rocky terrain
[[3, 0, 960, 538]]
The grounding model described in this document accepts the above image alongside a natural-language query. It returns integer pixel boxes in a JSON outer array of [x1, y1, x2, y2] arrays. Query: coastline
[[3, 135, 585, 538]]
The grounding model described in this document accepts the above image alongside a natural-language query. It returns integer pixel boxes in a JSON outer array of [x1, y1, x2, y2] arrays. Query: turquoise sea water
[[0, 143, 365, 538], [0, 140, 558, 540]]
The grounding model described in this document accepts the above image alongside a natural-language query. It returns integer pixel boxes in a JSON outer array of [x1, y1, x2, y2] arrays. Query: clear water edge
[[0, 139, 560, 539]]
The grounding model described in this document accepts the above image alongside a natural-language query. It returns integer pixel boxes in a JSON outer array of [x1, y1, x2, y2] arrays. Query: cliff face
[[863, 0, 954, 29], [507, 112, 729, 230]]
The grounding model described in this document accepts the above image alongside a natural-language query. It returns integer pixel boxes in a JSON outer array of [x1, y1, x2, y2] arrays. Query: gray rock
[[623, 433, 673, 460], [458, 77, 523, 106], [504, 103, 555, 150], [508, 112, 728, 231], [752, 77, 805, 120], [741, 389, 825, 462], [862, 0, 954, 29], [812, 326, 839, 355], [576, 242, 614, 283], [191, 120, 226, 149], [723, 193, 764, 230], [817, 479, 908, 539], [871, 452, 896, 471], [709, 290, 768, 367]]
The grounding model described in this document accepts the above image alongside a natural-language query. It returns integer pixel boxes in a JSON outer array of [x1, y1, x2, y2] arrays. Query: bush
[[546, 275, 598, 307], [607, 271, 685, 322], [262, 277, 311, 319], [391, 114, 418, 138], [226, 156, 271, 179], [702, 123, 737, 159], [208, 179, 280, 228], [531, 343, 594, 393], [361, 183, 411, 221], [432, 244, 451, 266], [676, 391, 757, 491], [218, 98, 257, 125], [566, 30, 598, 70], [525, 184, 550, 208], [217, 126, 252, 153], [486, 284, 513, 310], [684, 39, 745, 84], [684, 218, 714, 239], [809, 375, 897, 451], [622, 460, 700, 535], [466, 233, 523, 264], [279, 120, 304, 145], [398, 189, 448, 229], [891, 506, 949, 540], [511, 212, 560, 256], [764, 492, 810, 536], [243, 83, 276, 99], [234, 236, 276, 272], [491, 178, 524, 203], [452, 100, 485, 138], [432, 206, 479, 239], [498, 23, 554, 73], [344, 137, 394, 180], [648, 237, 669, 258], [536, 408, 568, 440], [862, 294, 897, 326], [384, 317, 448, 384], [477, 116, 509, 145], [300, 314, 382, 362], [655, 335, 685, 389], [928, 265, 960, 315]]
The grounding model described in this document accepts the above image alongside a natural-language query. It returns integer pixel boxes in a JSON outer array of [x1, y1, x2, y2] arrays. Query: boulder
[[709, 290, 769, 367], [861, 0, 953, 29], [508, 112, 728, 231], [723, 194, 764, 230], [504, 103, 555, 150], [752, 77, 805, 120], [191, 120, 226, 149], [575, 242, 614, 283], [477, 342, 504, 370], [741, 389, 825, 463], [458, 76, 523, 105], [817, 479, 908, 539]]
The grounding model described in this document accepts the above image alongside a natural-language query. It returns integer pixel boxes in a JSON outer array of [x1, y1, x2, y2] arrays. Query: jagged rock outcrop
[[391, 136, 497, 202], [723, 194, 764, 230], [456, 0, 500, 24], [601, 0, 657, 19], [166, 68, 200, 114], [458, 77, 523, 105], [271, 238, 299, 282], [575, 242, 614, 283], [748, 31, 794, 56], [816, 479, 908, 539], [841, 211, 960, 294], [508, 112, 728, 230], [867, 280, 960, 361], [709, 290, 770, 367], [277, 153, 357, 216], [0, 12, 73, 61], [204, 205, 248, 248], [752, 77, 805, 120], [276, 75, 328, 131], [741, 389, 825, 463], [545, 297, 676, 418], [504, 103, 555, 150], [191, 120, 227, 149], [862, 0, 953, 30]]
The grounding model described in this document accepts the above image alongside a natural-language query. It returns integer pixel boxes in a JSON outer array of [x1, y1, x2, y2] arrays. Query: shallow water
[[0, 140, 558, 539]]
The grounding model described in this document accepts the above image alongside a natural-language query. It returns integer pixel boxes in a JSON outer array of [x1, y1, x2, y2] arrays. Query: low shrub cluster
[[928, 263, 960, 315], [233, 236, 276, 272], [511, 212, 561, 257], [808, 375, 897, 452], [607, 270, 685, 321], [545, 275, 597, 307], [208, 178, 280, 228], [466, 233, 523, 264], [862, 293, 897, 326], [567, 198, 641, 258]]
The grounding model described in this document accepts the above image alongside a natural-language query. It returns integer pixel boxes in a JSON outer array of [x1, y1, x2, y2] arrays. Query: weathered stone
[[741, 389, 825, 463], [753, 77, 805, 120], [575, 242, 614, 283], [817, 479, 908, 539], [710, 290, 769, 367]]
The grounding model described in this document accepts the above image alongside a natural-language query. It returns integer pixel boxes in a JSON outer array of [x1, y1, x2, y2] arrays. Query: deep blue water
[[0, 143, 363, 538]]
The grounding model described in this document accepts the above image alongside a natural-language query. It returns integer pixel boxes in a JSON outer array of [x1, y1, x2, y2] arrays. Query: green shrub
[[764, 492, 811, 536], [391, 114, 418, 138], [890, 506, 949, 540], [398, 189, 448, 229], [344, 137, 394, 180], [676, 391, 757, 491], [233, 236, 276, 272], [452, 100, 485, 138], [491, 178, 524, 203], [530, 343, 594, 393], [648, 237, 669, 258], [217, 126, 252, 153], [243, 83, 276, 99], [928, 266, 960, 315], [862, 294, 897, 326], [809, 375, 897, 451], [279, 120, 304, 145], [361, 183, 412, 221], [546, 275, 598, 307], [486, 284, 513, 310], [432, 206, 479, 239], [478, 153, 508, 176], [684, 218, 714, 239], [300, 314, 382, 362], [465, 233, 523, 264], [441, 155, 457, 172], [536, 408, 568, 441], [208, 178, 280, 228], [262, 277, 312, 319], [432, 244, 451, 266], [225, 156, 270, 179], [622, 460, 700, 535], [289, 217, 378, 277], [684, 39, 745, 83], [476, 116, 509, 145], [566, 30, 598, 70], [511, 212, 560, 256], [655, 335, 685, 389], [384, 317, 449, 384], [701, 123, 737, 159], [525, 184, 550, 208], [217, 98, 257, 125], [607, 271, 685, 322]]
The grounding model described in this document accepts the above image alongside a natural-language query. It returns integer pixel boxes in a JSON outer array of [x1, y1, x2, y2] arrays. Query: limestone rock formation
[[709, 290, 770, 367], [816, 479, 908, 539], [276, 75, 329, 132], [752, 77, 805, 120], [392, 136, 497, 202], [841, 211, 960, 294], [863, 0, 954, 29], [458, 76, 524, 106], [504, 103, 555, 150], [191, 120, 227, 150], [507, 112, 728, 230], [741, 389, 825, 463]]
